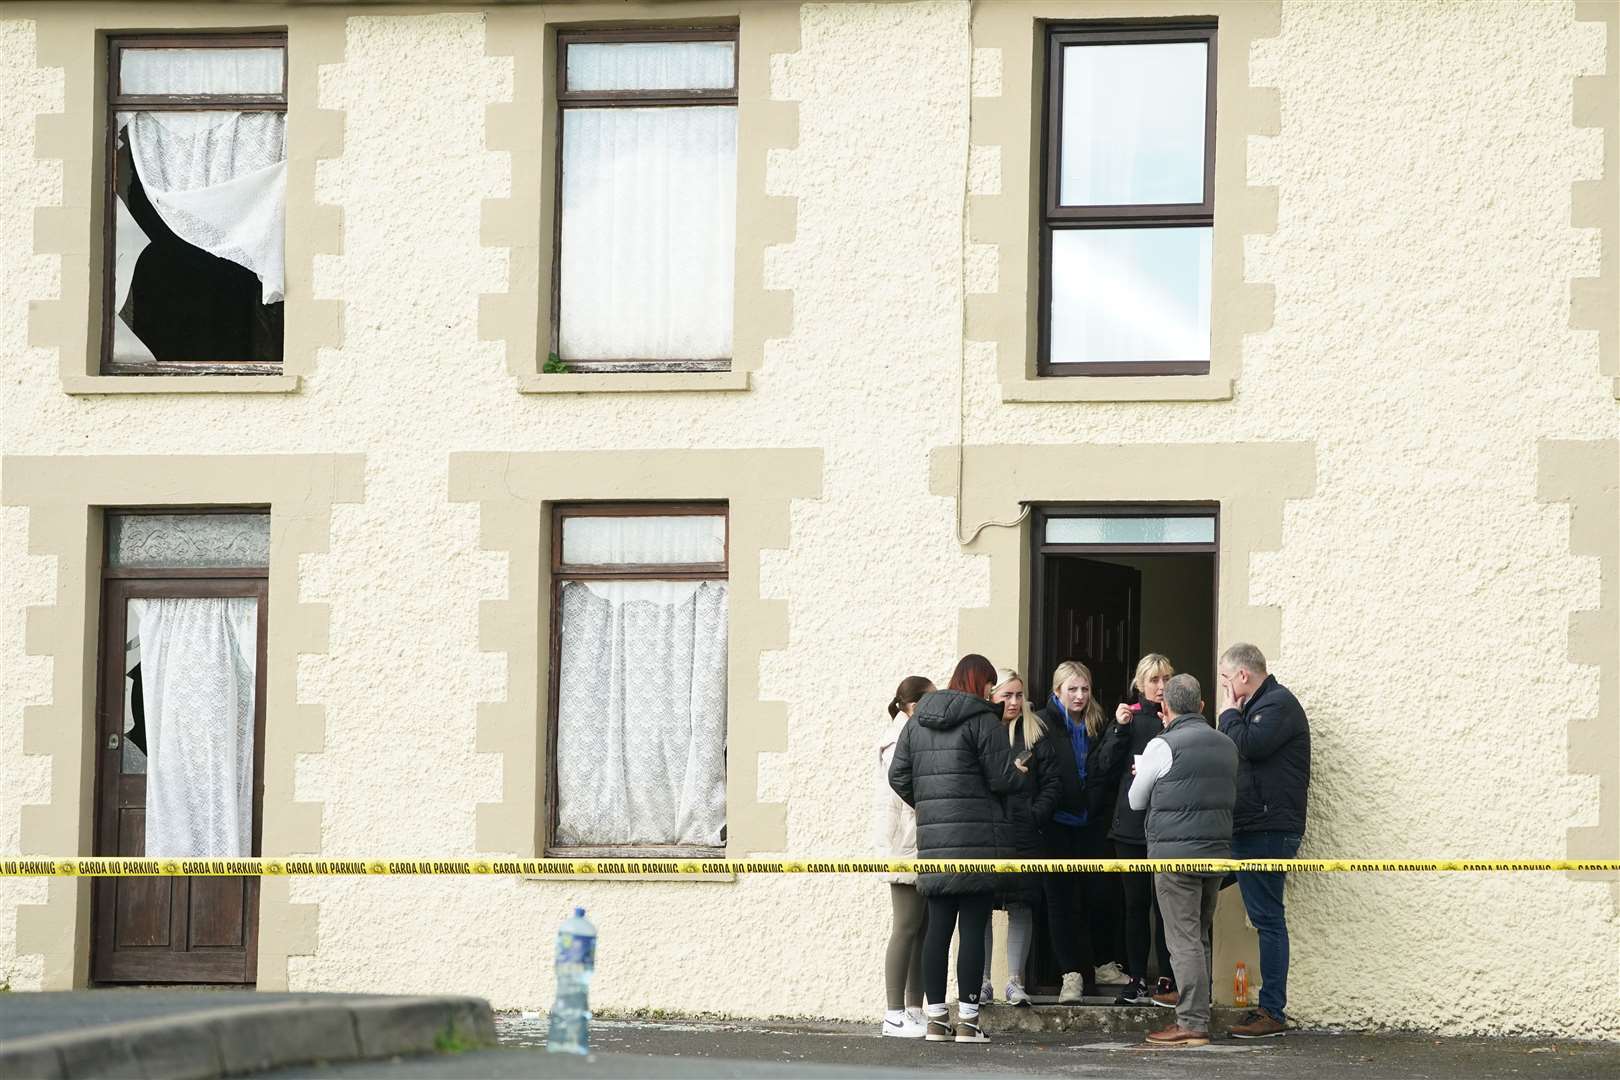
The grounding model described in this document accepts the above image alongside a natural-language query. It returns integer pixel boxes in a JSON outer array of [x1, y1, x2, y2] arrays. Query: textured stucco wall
[[2, 1, 1616, 1037]]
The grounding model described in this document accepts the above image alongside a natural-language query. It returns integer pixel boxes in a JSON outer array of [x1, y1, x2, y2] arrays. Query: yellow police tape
[[2, 858, 1616, 877]]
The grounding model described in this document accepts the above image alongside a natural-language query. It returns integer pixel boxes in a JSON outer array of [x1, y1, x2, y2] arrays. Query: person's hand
[[1115, 703, 1133, 726], [1013, 757, 1029, 774], [1217, 673, 1234, 714]]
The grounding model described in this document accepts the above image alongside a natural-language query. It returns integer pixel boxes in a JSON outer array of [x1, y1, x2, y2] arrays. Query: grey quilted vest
[[1145, 715, 1239, 861]]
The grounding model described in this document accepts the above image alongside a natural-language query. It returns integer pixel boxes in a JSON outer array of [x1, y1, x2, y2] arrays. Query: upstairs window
[[1041, 23, 1216, 376], [105, 34, 287, 374], [554, 30, 738, 372]]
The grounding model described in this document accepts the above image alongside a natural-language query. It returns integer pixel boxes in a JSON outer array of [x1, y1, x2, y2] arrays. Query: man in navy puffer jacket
[[1217, 643, 1310, 1039]]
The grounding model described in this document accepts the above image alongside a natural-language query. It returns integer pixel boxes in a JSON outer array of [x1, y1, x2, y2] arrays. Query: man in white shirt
[[1127, 674, 1238, 1048]]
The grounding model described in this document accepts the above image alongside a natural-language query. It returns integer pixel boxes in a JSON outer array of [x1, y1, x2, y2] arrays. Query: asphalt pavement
[[259, 1014, 1620, 1079]]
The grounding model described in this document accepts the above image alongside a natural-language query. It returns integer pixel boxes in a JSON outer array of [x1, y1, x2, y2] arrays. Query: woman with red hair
[[888, 653, 1014, 1044]]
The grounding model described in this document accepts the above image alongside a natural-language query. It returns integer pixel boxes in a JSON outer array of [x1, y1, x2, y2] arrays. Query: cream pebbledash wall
[[1, 1, 1616, 1038]]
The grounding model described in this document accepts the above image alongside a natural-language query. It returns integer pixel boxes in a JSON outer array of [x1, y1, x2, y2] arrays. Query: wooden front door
[[92, 576, 267, 984], [1037, 556, 1142, 715]]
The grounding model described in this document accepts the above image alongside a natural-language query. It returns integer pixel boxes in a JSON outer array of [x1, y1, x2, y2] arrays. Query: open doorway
[[1023, 505, 1218, 997]]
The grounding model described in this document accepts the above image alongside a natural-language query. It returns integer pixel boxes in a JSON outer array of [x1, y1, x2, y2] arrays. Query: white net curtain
[[559, 41, 737, 361], [113, 47, 286, 363], [555, 515, 728, 848], [127, 597, 259, 858]]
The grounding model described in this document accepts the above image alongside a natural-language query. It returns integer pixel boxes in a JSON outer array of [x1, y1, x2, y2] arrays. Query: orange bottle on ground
[[1234, 962, 1249, 1007]]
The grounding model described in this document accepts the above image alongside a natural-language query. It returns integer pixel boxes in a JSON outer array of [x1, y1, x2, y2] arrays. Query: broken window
[[106, 35, 287, 374]]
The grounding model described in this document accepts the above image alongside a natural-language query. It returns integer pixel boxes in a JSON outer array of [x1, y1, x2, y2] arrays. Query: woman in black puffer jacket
[[979, 668, 1059, 1007], [889, 654, 1012, 1042]]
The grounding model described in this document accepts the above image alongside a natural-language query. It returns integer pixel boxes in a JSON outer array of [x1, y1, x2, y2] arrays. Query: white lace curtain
[[558, 41, 736, 361], [130, 597, 258, 858], [555, 579, 728, 847], [112, 47, 286, 362]]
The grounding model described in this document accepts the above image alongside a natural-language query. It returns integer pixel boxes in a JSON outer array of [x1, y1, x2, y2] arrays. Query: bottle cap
[[574, 906, 586, 917]]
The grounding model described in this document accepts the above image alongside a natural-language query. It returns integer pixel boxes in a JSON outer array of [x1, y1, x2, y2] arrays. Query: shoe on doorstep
[[978, 980, 994, 1005], [924, 1015, 954, 1042], [1145, 1024, 1210, 1048], [1229, 1010, 1288, 1039], [1094, 961, 1128, 985], [1058, 971, 1085, 1005], [1150, 989, 1180, 1008], [1113, 978, 1150, 1005], [881, 1012, 927, 1039], [954, 1017, 990, 1044], [1004, 977, 1032, 1007]]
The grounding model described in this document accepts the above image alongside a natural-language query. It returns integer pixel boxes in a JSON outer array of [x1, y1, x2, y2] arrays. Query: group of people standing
[[874, 644, 1310, 1047]]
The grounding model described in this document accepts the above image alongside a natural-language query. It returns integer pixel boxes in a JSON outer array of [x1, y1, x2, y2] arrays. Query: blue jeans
[[1231, 830, 1302, 1022]]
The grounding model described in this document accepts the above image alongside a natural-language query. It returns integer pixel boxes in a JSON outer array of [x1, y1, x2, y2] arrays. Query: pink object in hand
[[1129, 703, 1142, 712]]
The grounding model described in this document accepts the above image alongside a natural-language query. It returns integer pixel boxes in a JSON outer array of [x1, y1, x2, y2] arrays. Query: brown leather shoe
[[1150, 989, 1180, 1008], [1229, 1011, 1287, 1038], [1145, 1024, 1210, 1047]]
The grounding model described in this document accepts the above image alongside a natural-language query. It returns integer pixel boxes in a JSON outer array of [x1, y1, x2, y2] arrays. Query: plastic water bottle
[[546, 907, 596, 1055]]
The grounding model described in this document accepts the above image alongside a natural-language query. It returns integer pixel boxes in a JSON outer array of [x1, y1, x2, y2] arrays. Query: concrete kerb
[[0, 995, 496, 1080]]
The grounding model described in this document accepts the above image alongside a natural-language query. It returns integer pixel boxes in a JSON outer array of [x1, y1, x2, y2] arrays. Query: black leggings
[[1115, 840, 1173, 984], [1044, 820, 1105, 979], [923, 893, 994, 1007]]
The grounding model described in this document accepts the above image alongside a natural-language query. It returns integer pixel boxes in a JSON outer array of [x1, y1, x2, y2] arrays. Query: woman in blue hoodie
[[1033, 661, 1126, 1003]]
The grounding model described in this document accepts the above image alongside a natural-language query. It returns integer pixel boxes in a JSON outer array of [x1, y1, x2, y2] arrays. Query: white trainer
[[881, 1013, 927, 1039], [1058, 971, 1085, 1004], [978, 980, 994, 1005], [1004, 976, 1032, 1007], [1095, 961, 1128, 985]]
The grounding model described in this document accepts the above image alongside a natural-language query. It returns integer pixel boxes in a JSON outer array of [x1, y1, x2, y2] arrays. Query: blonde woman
[[1105, 653, 1179, 1005], [979, 669, 1057, 1007], [1033, 660, 1125, 1003]]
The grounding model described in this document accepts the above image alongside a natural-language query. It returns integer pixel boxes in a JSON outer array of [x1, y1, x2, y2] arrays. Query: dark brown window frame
[[549, 27, 740, 375], [545, 501, 730, 858], [102, 31, 289, 377], [1038, 21, 1218, 378], [1027, 501, 1221, 710]]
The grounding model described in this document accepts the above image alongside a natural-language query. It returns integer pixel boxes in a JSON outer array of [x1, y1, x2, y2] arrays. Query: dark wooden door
[[1037, 556, 1142, 716], [92, 577, 267, 984], [1027, 556, 1141, 997]]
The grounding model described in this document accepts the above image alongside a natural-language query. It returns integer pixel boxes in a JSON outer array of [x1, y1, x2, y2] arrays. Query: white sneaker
[[1004, 977, 1032, 1007], [979, 980, 995, 1005], [881, 1013, 926, 1039], [1095, 961, 1128, 985], [1058, 971, 1084, 1005]]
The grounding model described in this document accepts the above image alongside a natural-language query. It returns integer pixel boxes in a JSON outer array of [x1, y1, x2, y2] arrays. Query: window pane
[[1059, 42, 1207, 206], [120, 48, 284, 96], [554, 579, 727, 847], [111, 110, 286, 364], [108, 513, 271, 568], [1049, 227, 1211, 365], [125, 596, 258, 857], [1045, 516, 1215, 545], [566, 41, 735, 92], [559, 106, 737, 360], [562, 515, 726, 566]]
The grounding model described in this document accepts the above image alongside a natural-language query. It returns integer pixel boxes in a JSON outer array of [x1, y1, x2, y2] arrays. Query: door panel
[[1039, 556, 1141, 715], [93, 579, 266, 984]]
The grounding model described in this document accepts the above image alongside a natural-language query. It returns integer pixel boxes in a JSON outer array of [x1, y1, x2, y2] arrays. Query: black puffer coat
[[889, 689, 1014, 897], [1217, 674, 1310, 836], [1104, 695, 1170, 846], [997, 721, 1061, 903]]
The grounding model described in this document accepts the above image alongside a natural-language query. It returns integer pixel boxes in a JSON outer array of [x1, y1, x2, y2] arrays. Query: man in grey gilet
[[1127, 673, 1238, 1047]]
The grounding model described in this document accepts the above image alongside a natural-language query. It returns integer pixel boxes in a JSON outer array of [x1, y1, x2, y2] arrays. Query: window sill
[[1001, 374, 1232, 403], [518, 370, 750, 395], [63, 374, 300, 395]]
